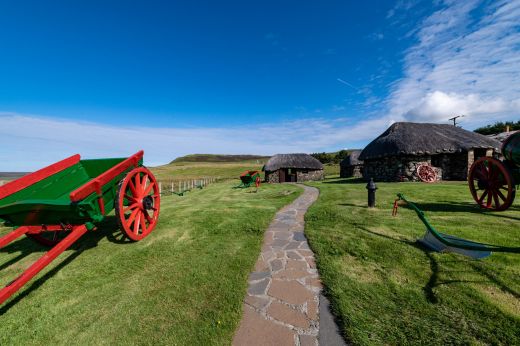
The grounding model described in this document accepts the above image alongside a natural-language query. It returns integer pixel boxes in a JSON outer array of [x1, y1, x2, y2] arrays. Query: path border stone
[[233, 185, 346, 346]]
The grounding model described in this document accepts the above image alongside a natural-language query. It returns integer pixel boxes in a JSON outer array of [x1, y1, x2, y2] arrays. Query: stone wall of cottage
[[431, 153, 468, 180], [296, 169, 324, 182], [265, 169, 323, 183], [340, 165, 363, 178], [265, 170, 280, 183], [362, 149, 497, 182]]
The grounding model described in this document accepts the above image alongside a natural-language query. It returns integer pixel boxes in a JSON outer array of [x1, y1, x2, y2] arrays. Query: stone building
[[340, 150, 363, 178], [264, 154, 324, 183], [359, 122, 500, 182]]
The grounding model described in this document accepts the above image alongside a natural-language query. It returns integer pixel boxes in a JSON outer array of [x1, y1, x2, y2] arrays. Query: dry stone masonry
[[233, 186, 322, 346]]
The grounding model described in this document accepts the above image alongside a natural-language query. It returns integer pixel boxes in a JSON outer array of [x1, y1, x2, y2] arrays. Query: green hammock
[[395, 193, 520, 259]]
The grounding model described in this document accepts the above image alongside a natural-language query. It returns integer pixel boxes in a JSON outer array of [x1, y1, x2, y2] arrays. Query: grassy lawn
[[0, 182, 301, 345], [323, 163, 340, 177], [151, 162, 264, 181], [305, 178, 520, 345]]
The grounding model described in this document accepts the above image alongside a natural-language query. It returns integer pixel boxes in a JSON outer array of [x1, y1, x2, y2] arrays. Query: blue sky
[[1, 0, 519, 170]]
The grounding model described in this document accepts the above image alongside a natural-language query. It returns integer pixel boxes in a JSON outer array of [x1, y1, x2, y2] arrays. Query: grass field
[[151, 162, 264, 181], [169, 154, 269, 164], [323, 163, 340, 176], [305, 178, 520, 345], [0, 182, 301, 345]]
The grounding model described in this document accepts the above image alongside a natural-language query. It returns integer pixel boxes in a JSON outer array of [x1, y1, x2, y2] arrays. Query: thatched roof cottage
[[359, 122, 500, 181], [264, 154, 324, 183], [488, 130, 519, 143], [340, 150, 363, 178]]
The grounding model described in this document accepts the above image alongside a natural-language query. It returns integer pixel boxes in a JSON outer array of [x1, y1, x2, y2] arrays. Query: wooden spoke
[[468, 157, 515, 211], [416, 164, 437, 183], [478, 190, 488, 204], [143, 210, 153, 223], [497, 189, 507, 201], [124, 194, 137, 203], [134, 212, 141, 235], [115, 167, 161, 241], [123, 202, 140, 214], [143, 181, 154, 196], [126, 208, 140, 227], [128, 179, 137, 197]]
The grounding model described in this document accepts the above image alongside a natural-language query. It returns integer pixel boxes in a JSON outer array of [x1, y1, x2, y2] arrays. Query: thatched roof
[[340, 150, 363, 167], [359, 122, 501, 160], [488, 130, 519, 143], [264, 153, 323, 171]]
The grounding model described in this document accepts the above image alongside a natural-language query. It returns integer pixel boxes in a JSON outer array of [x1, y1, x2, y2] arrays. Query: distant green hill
[[0, 172, 29, 181], [170, 154, 270, 164]]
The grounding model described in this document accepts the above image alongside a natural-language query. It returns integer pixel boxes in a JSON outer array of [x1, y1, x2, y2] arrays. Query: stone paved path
[[233, 185, 323, 346]]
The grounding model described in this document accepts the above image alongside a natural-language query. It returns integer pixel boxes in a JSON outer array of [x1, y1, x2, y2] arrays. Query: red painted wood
[[468, 157, 515, 211], [116, 167, 160, 241], [0, 224, 88, 305], [0, 227, 31, 248], [0, 155, 80, 200], [69, 150, 144, 202]]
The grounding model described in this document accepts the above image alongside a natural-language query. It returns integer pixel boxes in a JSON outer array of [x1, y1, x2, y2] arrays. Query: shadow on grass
[[322, 178, 365, 185], [469, 262, 520, 299], [413, 201, 520, 221], [0, 216, 128, 314], [356, 227, 511, 304]]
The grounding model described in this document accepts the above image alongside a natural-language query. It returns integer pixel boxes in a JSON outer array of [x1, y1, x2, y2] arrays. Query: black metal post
[[366, 178, 377, 208]]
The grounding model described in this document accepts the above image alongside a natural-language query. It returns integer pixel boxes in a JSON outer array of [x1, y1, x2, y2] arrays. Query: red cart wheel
[[255, 176, 261, 188], [115, 167, 161, 241], [417, 164, 437, 183], [468, 157, 515, 211]]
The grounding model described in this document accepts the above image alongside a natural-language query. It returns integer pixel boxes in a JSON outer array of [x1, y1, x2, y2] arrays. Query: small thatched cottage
[[264, 154, 324, 183], [340, 150, 363, 178], [488, 130, 519, 143], [359, 122, 501, 182]]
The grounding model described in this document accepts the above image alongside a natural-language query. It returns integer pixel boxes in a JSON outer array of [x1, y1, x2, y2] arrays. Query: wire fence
[[156, 176, 220, 196]]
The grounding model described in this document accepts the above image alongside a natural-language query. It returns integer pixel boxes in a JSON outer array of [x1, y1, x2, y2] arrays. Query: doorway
[[279, 168, 297, 183]]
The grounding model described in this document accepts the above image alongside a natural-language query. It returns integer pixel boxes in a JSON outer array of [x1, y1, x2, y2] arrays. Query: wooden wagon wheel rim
[[417, 164, 437, 183], [116, 167, 161, 241], [468, 157, 515, 211]]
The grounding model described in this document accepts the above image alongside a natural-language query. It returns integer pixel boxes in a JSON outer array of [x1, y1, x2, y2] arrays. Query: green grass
[[0, 182, 301, 345], [323, 164, 340, 177], [305, 178, 520, 345], [170, 154, 269, 164], [151, 162, 264, 181]]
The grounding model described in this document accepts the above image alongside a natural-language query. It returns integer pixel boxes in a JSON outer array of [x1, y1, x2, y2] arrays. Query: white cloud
[[404, 91, 515, 121], [0, 113, 387, 171], [387, 0, 520, 128]]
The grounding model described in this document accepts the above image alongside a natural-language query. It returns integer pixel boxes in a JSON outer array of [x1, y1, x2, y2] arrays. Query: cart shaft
[[0, 227, 31, 248], [0, 224, 88, 305]]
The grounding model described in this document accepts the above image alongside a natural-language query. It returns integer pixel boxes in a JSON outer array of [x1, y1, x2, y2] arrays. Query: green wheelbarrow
[[235, 170, 262, 188]]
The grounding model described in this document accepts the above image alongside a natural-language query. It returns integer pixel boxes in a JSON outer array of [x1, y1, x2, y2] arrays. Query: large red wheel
[[115, 167, 160, 241], [417, 164, 437, 183], [255, 176, 261, 188], [468, 157, 515, 211]]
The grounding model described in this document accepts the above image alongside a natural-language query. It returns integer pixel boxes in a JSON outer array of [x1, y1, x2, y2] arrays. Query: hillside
[[151, 161, 265, 181], [0, 172, 29, 182], [170, 154, 270, 164]]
